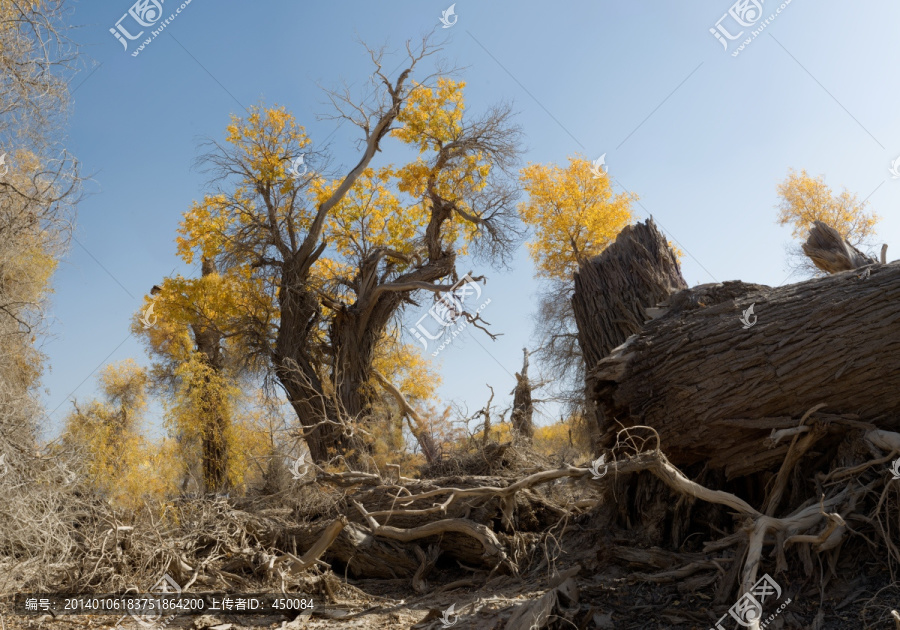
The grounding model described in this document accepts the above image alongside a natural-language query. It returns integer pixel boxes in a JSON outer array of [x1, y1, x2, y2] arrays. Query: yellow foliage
[[371, 329, 441, 405], [533, 417, 591, 461], [392, 78, 491, 254], [224, 106, 312, 192], [776, 168, 878, 247], [471, 421, 512, 444], [519, 157, 636, 280], [312, 166, 427, 264], [133, 270, 263, 367], [366, 415, 426, 473], [177, 105, 313, 267], [392, 77, 466, 150], [61, 360, 178, 510]]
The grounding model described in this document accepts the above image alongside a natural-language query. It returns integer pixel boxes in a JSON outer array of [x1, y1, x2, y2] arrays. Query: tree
[[776, 168, 879, 274], [0, 0, 79, 459], [519, 157, 635, 282], [169, 40, 523, 464], [134, 257, 267, 493], [509, 348, 534, 442], [517, 157, 635, 405], [61, 360, 177, 508]]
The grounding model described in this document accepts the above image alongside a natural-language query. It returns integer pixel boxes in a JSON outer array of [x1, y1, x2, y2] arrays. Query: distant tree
[[533, 415, 591, 463], [519, 157, 635, 281], [776, 168, 879, 274], [134, 258, 271, 493], [61, 360, 177, 508]]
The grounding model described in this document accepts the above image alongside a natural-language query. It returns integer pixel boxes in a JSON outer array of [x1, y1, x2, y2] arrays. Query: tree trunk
[[275, 247, 455, 465], [510, 348, 534, 442], [802, 220, 877, 274], [587, 264, 900, 475], [192, 258, 229, 493], [571, 219, 688, 448], [273, 260, 352, 464], [572, 219, 688, 370]]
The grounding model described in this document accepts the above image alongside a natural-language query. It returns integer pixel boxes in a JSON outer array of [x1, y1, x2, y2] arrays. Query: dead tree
[[510, 348, 534, 442], [802, 220, 877, 274], [571, 219, 688, 450], [373, 370, 439, 464], [480, 385, 495, 447], [572, 219, 688, 370], [577, 222, 900, 476]]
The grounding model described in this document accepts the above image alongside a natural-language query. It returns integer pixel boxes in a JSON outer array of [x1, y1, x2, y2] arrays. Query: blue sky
[[40, 0, 900, 440]]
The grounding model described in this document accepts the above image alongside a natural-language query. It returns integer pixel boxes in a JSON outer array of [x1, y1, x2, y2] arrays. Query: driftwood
[[575, 220, 900, 473], [802, 220, 877, 274]]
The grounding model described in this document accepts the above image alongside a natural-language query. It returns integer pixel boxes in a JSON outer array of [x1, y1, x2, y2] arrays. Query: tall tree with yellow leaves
[[152, 39, 523, 464], [517, 157, 635, 401], [133, 255, 269, 493]]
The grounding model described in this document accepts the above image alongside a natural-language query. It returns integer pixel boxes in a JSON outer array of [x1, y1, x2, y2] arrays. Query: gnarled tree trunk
[[571, 219, 688, 449], [510, 348, 534, 442], [587, 263, 900, 476], [572, 219, 688, 370], [802, 220, 877, 274]]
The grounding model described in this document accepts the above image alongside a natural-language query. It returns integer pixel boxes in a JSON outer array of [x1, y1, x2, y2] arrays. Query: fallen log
[[586, 262, 900, 472]]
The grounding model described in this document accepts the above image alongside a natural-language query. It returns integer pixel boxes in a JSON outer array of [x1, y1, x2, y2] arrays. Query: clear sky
[[40, 0, 900, 440]]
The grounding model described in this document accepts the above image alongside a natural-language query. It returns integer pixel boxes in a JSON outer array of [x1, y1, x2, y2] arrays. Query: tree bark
[[571, 219, 688, 448], [802, 220, 877, 274], [587, 264, 900, 474], [572, 219, 688, 370], [273, 260, 354, 464], [510, 348, 534, 442]]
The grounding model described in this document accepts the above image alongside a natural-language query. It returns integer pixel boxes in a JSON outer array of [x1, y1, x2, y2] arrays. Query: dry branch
[[271, 515, 347, 577]]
